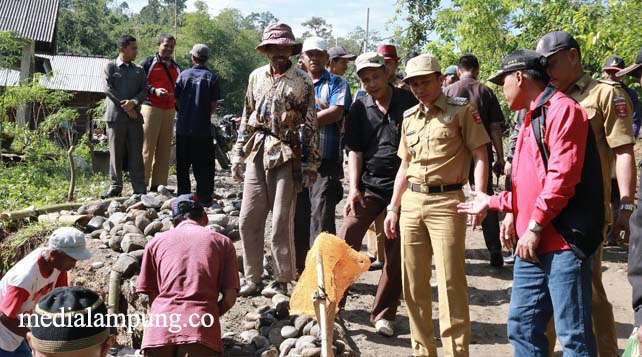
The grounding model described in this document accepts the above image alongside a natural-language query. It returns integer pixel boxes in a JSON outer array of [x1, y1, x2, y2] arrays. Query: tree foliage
[[301, 17, 334, 41]]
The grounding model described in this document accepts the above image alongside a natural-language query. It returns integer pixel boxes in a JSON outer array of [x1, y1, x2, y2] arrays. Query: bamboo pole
[[315, 250, 334, 357]]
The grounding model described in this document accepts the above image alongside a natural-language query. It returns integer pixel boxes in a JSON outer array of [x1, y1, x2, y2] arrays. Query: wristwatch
[[528, 219, 543, 233], [386, 204, 400, 214], [621, 203, 636, 212]]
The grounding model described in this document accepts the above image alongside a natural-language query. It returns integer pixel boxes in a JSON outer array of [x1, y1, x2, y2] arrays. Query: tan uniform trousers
[[400, 189, 470, 357], [546, 227, 617, 356], [239, 145, 297, 283], [365, 211, 386, 261], [142, 105, 175, 188]]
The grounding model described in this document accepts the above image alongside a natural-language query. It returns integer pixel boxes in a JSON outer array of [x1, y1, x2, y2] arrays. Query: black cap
[[328, 46, 356, 60], [616, 47, 642, 78], [602, 55, 625, 71], [488, 50, 546, 85], [536, 31, 580, 58], [30, 286, 110, 353]]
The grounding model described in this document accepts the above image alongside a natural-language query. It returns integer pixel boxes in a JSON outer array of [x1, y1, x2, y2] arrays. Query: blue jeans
[[508, 250, 596, 356], [0, 340, 31, 357]]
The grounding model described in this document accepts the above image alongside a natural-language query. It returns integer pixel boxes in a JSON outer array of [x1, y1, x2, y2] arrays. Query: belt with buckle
[[408, 182, 463, 194]]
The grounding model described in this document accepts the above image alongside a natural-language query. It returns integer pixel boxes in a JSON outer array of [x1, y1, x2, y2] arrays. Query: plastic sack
[[290, 233, 371, 316], [624, 328, 640, 357]]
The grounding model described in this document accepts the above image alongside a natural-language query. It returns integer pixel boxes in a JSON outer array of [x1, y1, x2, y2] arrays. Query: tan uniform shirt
[[565, 73, 635, 223], [398, 94, 490, 186]]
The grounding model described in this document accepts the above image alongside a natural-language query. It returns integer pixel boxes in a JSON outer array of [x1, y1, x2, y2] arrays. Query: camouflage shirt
[[233, 63, 321, 183]]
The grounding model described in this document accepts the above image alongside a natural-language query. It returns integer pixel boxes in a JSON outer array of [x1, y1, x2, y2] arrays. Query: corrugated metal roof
[[37, 54, 110, 93], [0, 0, 59, 43], [0, 54, 110, 93]]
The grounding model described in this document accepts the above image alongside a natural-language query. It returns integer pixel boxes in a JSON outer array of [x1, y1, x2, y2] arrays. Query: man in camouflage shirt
[[231, 23, 320, 297]]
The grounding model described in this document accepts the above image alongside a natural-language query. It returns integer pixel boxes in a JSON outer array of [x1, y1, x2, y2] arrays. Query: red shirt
[[145, 56, 179, 109], [489, 90, 588, 254], [136, 220, 240, 353]]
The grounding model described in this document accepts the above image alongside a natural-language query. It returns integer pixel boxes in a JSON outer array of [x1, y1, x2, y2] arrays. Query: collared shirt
[[102, 58, 148, 123], [141, 54, 181, 109], [489, 90, 588, 254], [314, 70, 348, 162], [233, 63, 320, 180], [345, 86, 418, 201], [564, 73, 635, 223], [174, 64, 221, 137], [622, 82, 641, 137], [444, 76, 505, 136], [137, 220, 240, 353], [398, 94, 490, 186]]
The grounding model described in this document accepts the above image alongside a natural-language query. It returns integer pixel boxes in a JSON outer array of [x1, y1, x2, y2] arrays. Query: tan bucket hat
[[256, 23, 303, 55], [403, 54, 442, 82]]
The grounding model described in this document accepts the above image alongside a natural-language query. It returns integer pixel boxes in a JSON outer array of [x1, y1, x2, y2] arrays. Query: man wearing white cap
[[294, 36, 349, 274], [0, 227, 91, 356]]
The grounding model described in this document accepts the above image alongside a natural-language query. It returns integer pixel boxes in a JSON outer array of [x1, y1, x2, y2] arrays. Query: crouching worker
[[136, 194, 240, 357]]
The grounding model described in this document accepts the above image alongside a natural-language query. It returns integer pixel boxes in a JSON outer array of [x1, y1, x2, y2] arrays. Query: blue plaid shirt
[[314, 71, 349, 161]]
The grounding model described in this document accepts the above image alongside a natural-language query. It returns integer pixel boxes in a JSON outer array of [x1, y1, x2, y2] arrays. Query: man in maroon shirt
[[458, 50, 600, 355], [140, 34, 180, 192], [137, 194, 239, 356]]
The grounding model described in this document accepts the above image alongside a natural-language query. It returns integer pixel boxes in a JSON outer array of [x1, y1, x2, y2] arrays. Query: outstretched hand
[[457, 191, 491, 230]]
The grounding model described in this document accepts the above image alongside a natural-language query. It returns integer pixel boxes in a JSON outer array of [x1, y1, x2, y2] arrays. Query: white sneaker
[[375, 319, 394, 337]]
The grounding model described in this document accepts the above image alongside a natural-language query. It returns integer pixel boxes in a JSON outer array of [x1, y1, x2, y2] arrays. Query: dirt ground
[[215, 167, 635, 357]]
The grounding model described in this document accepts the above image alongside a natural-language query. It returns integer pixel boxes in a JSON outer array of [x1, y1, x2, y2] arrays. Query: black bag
[[530, 85, 604, 260]]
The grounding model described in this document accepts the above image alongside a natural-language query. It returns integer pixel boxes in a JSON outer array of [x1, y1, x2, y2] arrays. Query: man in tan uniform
[[383, 54, 490, 357], [536, 30, 637, 356]]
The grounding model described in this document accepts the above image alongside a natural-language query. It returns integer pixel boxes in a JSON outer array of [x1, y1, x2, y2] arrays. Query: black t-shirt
[[344, 86, 418, 201]]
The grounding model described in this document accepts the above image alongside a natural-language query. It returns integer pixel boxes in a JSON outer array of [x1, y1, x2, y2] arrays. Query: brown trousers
[[142, 105, 175, 187], [145, 343, 221, 357], [239, 146, 297, 283], [339, 193, 402, 324]]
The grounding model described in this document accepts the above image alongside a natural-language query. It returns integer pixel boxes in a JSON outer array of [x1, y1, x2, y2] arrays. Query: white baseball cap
[[302, 36, 328, 53], [48, 227, 92, 261]]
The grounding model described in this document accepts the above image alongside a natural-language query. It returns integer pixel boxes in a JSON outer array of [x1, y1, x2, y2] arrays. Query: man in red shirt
[[136, 194, 239, 356], [0, 227, 91, 356], [140, 34, 180, 192], [458, 50, 599, 355]]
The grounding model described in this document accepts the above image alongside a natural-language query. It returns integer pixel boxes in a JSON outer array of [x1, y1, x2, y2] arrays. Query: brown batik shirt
[[233, 62, 320, 189]]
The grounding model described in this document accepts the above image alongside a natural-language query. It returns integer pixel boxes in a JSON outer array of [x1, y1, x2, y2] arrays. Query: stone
[[123, 223, 143, 235], [245, 312, 261, 322], [108, 212, 127, 225], [294, 316, 310, 332], [242, 321, 255, 330], [128, 249, 145, 263], [144, 221, 163, 236], [281, 325, 298, 339], [109, 235, 124, 252], [232, 200, 242, 210], [272, 294, 290, 305], [112, 254, 139, 278], [102, 220, 114, 231], [302, 321, 315, 336], [160, 198, 174, 211], [90, 262, 104, 270], [227, 230, 240, 241], [255, 305, 271, 314], [161, 218, 173, 232], [141, 194, 162, 209], [77, 201, 108, 216], [333, 340, 346, 355], [126, 201, 146, 212], [260, 347, 278, 357], [259, 326, 271, 337], [90, 229, 104, 239], [223, 206, 236, 214], [256, 315, 276, 329], [121, 233, 147, 253], [279, 338, 297, 357], [99, 230, 110, 242], [229, 210, 240, 217], [226, 192, 237, 199], [240, 329, 260, 343], [208, 214, 228, 227], [252, 335, 270, 350], [207, 224, 225, 234], [310, 325, 320, 338], [222, 331, 236, 339], [268, 327, 284, 346], [123, 198, 139, 208], [296, 335, 318, 350], [107, 201, 124, 214], [274, 300, 289, 320], [86, 216, 106, 232], [145, 208, 158, 221], [212, 208, 225, 214], [135, 215, 151, 232], [301, 347, 322, 357]]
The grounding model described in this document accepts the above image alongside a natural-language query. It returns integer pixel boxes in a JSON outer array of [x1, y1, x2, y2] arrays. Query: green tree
[[244, 11, 279, 32], [301, 17, 334, 41]]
